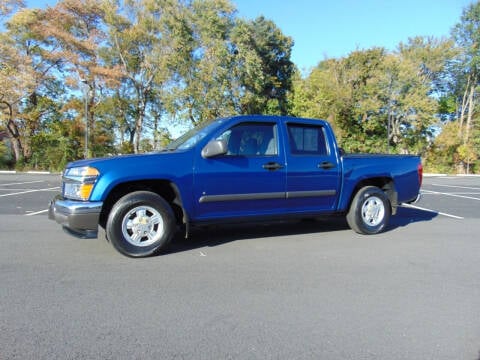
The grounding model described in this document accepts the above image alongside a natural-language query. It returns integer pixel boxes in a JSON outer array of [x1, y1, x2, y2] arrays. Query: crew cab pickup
[[49, 115, 422, 257]]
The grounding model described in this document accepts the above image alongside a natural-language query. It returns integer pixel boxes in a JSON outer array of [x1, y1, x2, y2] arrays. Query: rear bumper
[[48, 195, 102, 238], [407, 193, 422, 204]]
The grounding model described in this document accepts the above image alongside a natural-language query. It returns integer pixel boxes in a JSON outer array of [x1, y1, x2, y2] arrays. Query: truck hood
[[65, 151, 184, 173]]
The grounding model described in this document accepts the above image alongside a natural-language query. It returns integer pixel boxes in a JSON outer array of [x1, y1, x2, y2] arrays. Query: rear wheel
[[346, 186, 391, 235], [106, 191, 176, 257]]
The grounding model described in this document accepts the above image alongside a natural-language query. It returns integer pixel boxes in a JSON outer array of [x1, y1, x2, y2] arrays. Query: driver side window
[[218, 122, 278, 156]]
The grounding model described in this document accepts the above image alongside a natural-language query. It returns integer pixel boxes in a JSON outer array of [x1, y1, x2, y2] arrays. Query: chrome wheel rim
[[361, 196, 385, 227], [121, 206, 164, 247]]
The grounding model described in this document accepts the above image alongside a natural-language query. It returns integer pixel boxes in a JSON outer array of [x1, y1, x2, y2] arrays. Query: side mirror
[[338, 147, 345, 156], [201, 140, 228, 158]]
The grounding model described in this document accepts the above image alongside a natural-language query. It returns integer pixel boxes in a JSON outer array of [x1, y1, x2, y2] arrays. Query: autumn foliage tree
[[0, 4, 59, 164], [37, 0, 122, 158]]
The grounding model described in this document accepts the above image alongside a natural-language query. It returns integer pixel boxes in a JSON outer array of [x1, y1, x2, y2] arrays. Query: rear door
[[284, 122, 341, 213], [193, 120, 287, 221]]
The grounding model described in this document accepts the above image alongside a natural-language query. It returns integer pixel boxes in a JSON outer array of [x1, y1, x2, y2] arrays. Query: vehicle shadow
[[166, 218, 348, 254], [388, 206, 438, 229], [166, 207, 437, 255]]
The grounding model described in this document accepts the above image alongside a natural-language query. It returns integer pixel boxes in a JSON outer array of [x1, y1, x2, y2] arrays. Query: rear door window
[[287, 124, 329, 156]]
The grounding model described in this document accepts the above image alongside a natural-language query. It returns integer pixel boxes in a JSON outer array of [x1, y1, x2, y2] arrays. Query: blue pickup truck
[[49, 115, 422, 257]]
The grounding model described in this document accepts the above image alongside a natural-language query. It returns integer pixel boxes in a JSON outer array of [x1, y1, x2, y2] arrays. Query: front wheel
[[106, 191, 176, 257], [346, 186, 391, 235]]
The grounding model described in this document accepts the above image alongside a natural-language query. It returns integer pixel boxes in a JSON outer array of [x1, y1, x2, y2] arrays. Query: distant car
[[49, 115, 422, 257]]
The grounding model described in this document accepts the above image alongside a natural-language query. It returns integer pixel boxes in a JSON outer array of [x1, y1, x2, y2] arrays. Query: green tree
[[292, 48, 388, 152], [382, 37, 453, 154], [165, 1, 295, 126], [449, 1, 480, 173], [165, 0, 237, 126], [103, 0, 180, 153], [230, 16, 294, 115], [292, 39, 454, 155]]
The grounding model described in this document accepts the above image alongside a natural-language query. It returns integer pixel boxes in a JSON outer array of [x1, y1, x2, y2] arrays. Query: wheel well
[[350, 177, 398, 213], [98, 180, 185, 229]]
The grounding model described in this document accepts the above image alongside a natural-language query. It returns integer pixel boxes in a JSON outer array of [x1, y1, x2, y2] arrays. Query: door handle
[[318, 161, 335, 170], [263, 162, 284, 171]]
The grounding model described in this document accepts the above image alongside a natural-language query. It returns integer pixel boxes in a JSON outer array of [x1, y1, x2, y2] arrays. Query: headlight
[[63, 166, 99, 201], [64, 166, 99, 178]]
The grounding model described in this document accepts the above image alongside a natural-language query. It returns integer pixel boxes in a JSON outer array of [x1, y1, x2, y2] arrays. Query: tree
[[230, 16, 294, 115], [38, 0, 121, 158], [0, 0, 24, 19], [292, 39, 454, 155], [164, 0, 237, 126], [0, 7, 40, 164], [425, 121, 461, 173], [292, 48, 389, 152], [164, 2, 295, 126], [103, 0, 180, 153], [450, 1, 480, 173], [382, 37, 454, 154]]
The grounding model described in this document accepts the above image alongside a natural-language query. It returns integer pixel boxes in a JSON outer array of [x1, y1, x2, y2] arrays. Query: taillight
[[418, 163, 423, 187]]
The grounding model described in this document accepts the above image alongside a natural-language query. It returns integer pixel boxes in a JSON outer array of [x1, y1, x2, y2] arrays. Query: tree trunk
[[458, 75, 470, 138], [134, 116, 142, 154], [464, 83, 475, 145], [134, 98, 146, 154], [2, 102, 24, 163], [7, 128, 24, 164], [153, 115, 159, 150]]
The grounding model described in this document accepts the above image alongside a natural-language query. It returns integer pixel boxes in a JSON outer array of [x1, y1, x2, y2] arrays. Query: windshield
[[166, 119, 226, 151]]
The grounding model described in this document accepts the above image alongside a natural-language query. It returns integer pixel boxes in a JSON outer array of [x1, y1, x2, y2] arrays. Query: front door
[[193, 121, 287, 221]]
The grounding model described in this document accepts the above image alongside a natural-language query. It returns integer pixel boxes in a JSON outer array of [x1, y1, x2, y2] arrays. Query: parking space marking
[[421, 189, 480, 201], [0, 188, 49, 191], [0, 187, 59, 197], [25, 209, 49, 216], [402, 203, 464, 219], [431, 183, 480, 191], [0, 180, 45, 187]]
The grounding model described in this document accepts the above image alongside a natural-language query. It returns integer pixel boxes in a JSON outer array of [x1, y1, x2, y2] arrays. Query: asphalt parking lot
[[0, 172, 479, 359]]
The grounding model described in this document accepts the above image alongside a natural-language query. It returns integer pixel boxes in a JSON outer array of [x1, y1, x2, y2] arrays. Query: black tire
[[106, 191, 176, 257], [346, 186, 391, 235]]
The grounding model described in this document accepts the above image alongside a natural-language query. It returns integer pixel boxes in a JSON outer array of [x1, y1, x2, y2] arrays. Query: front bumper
[[48, 194, 103, 238]]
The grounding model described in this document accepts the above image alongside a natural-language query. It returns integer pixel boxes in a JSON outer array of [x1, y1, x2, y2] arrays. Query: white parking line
[[0, 180, 45, 187], [0, 187, 59, 197], [402, 203, 464, 219], [431, 183, 480, 191], [421, 189, 480, 201], [434, 193, 480, 195], [25, 209, 49, 216], [0, 188, 48, 191]]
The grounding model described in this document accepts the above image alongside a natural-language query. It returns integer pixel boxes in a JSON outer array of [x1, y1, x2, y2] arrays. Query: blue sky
[[26, 0, 473, 71], [233, 0, 473, 71]]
